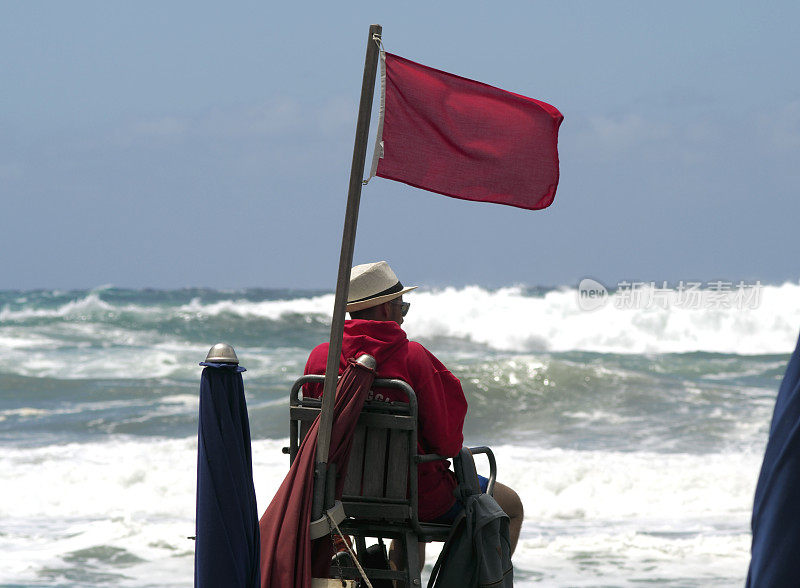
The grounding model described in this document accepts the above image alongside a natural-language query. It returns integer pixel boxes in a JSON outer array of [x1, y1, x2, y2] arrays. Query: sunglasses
[[391, 300, 410, 317]]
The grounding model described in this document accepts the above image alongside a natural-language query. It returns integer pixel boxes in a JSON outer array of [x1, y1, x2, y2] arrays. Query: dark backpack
[[427, 449, 513, 588]]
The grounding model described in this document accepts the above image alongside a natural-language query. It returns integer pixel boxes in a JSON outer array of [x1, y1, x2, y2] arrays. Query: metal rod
[[312, 23, 382, 519]]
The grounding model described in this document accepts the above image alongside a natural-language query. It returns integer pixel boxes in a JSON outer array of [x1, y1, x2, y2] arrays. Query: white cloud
[[573, 113, 673, 159], [314, 96, 356, 134], [0, 162, 23, 180], [203, 99, 305, 137], [121, 96, 356, 143], [592, 113, 672, 145], [568, 111, 737, 167], [757, 100, 800, 150], [129, 117, 190, 139]]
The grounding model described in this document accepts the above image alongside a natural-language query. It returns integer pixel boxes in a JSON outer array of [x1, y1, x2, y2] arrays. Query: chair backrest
[[289, 375, 421, 525]]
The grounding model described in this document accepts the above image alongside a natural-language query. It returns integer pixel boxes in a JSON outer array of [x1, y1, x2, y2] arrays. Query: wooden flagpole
[[312, 23, 382, 522]]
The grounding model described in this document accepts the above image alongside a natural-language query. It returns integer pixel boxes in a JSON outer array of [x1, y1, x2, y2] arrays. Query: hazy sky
[[2, 1, 798, 290]]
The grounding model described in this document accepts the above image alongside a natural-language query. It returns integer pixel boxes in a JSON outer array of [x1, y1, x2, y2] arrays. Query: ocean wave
[[176, 293, 335, 319], [404, 282, 800, 354], [0, 437, 755, 586], [0, 292, 115, 321], [487, 443, 758, 521], [1, 437, 755, 522], [1, 283, 798, 357], [0, 291, 335, 323]]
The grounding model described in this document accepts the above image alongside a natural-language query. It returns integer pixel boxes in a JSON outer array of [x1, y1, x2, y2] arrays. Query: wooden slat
[[291, 406, 321, 421], [292, 406, 319, 448], [299, 420, 312, 445], [385, 429, 409, 499], [355, 412, 415, 430], [361, 400, 412, 415], [361, 427, 388, 497], [291, 405, 413, 429], [343, 426, 365, 495], [341, 501, 410, 521]]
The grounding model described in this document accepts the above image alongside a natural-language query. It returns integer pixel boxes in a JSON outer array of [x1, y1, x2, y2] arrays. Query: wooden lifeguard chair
[[287, 373, 497, 587]]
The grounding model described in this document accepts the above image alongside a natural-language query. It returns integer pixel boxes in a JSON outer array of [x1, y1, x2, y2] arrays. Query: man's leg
[[388, 540, 426, 571], [389, 481, 523, 571], [492, 481, 524, 554], [388, 539, 426, 588]]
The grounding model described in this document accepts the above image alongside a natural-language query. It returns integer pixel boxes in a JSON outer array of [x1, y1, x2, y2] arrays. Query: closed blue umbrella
[[195, 343, 260, 588], [748, 331, 800, 586]]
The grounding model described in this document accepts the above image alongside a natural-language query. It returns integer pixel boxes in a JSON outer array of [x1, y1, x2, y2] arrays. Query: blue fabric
[[194, 365, 260, 588], [432, 475, 490, 524], [199, 361, 246, 372], [748, 331, 800, 587]]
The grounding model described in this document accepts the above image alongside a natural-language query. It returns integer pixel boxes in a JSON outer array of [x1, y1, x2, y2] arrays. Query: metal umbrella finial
[[205, 343, 239, 364], [354, 353, 376, 371]]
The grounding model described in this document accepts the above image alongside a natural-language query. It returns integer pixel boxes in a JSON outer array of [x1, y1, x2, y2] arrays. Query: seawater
[[1, 283, 799, 586]]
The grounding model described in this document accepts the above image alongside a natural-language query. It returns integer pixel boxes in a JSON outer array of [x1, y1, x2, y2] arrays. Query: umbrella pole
[[312, 23, 382, 523]]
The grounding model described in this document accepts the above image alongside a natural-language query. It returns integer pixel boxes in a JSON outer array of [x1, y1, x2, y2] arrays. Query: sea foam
[[0, 436, 757, 586], [1, 283, 798, 383], [404, 282, 800, 354]]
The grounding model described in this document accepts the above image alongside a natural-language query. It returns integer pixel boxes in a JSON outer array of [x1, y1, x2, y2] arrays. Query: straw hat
[[346, 261, 417, 312]]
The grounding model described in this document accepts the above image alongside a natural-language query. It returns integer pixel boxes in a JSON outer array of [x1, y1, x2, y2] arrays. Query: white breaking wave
[[0, 341, 307, 381], [486, 443, 758, 522], [0, 339, 210, 380], [0, 437, 757, 586], [1, 283, 798, 359], [0, 292, 115, 321], [404, 282, 800, 354], [0, 292, 337, 323], [480, 443, 757, 586], [177, 293, 335, 320]]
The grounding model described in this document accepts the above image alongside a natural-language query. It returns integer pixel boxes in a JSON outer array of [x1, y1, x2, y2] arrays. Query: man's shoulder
[[405, 339, 430, 356], [405, 339, 450, 371], [305, 342, 329, 374], [308, 341, 329, 355], [307, 342, 330, 361]]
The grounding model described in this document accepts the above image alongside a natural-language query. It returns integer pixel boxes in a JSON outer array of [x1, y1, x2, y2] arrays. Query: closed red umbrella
[[258, 356, 376, 587]]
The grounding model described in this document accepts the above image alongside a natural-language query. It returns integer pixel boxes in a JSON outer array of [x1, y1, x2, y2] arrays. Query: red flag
[[374, 53, 563, 210]]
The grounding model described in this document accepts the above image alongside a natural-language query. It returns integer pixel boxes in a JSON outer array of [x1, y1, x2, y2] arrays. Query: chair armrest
[[414, 447, 497, 495], [465, 446, 497, 496], [415, 453, 447, 463]]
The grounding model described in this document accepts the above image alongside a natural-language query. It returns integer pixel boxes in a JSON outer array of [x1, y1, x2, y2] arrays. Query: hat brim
[[346, 286, 417, 313]]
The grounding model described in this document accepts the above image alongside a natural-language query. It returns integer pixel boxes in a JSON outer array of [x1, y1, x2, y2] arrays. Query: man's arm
[[411, 344, 468, 457], [302, 343, 329, 398]]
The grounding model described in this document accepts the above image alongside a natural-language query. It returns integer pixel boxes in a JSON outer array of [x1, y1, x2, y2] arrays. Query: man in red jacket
[[303, 261, 523, 569]]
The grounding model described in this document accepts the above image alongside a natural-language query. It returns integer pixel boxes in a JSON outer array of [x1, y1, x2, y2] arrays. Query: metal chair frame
[[288, 374, 496, 587]]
